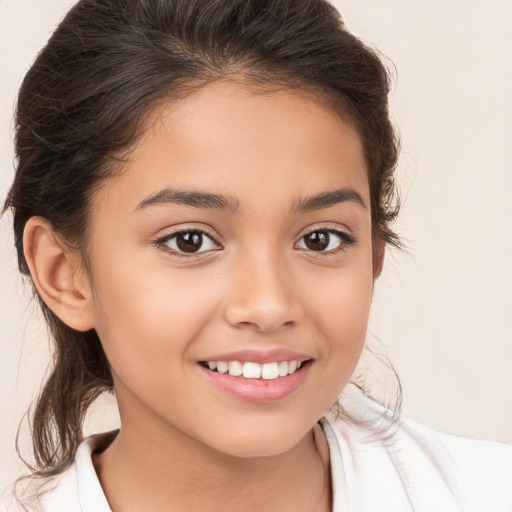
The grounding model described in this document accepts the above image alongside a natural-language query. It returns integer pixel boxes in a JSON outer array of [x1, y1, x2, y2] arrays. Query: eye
[[296, 228, 356, 254], [155, 229, 220, 257]]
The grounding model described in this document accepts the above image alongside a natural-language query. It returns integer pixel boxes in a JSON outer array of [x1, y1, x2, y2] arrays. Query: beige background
[[1, 0, 511, 492]]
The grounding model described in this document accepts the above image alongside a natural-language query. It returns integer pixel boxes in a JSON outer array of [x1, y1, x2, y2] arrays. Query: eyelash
[[153, 226, 357, 259]]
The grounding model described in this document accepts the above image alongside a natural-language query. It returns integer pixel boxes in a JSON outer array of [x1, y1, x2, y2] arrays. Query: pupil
[[306, 231, 329, 251], [177, 232, 203, 252]]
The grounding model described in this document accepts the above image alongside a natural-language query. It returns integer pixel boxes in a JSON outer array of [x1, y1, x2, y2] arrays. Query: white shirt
[[2, 398, 511, 511]]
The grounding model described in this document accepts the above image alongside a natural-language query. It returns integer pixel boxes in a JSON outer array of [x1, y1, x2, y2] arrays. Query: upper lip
[[199, 348, 313, 364]]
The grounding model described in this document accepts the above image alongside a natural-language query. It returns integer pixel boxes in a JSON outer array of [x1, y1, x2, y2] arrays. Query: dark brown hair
[[4, 0, 401, 479]]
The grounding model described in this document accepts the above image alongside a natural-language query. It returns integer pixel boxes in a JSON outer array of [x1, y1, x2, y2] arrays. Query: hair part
[[4, 0, 402, 480]]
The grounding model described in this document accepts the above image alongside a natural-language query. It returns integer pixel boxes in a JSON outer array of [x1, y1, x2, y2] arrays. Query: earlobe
[[23, 216, 95, 332]]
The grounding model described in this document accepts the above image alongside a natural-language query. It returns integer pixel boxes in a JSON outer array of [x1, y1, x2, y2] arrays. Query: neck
[[92, 413, 331, 512]]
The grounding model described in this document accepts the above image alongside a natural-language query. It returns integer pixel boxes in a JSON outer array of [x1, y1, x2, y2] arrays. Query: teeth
[[216, 361, 228, 374], [205, 360, 305, 379], [261, 362, 279, 380], [278, 361, 289, 377], [243, 362, 261, 379], [228, 361, 243, 376]]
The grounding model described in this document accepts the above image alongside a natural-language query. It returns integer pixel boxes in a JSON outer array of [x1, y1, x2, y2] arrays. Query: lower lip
[[197, 361, 312, 403]]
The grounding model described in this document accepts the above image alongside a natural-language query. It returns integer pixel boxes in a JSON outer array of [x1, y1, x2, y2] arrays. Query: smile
[[199, 360, 304, 380], [197, 359, 313, 402]]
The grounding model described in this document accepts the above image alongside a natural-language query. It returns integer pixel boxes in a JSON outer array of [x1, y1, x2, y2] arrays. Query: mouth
[[198, 359, 312, 380], [197, 359, 314, 402]]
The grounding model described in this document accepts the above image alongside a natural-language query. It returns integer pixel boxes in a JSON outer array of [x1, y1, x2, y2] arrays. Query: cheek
[[307, 253, 374, 334], [89, 256, 219, 372], [305, 258, 374, 379]]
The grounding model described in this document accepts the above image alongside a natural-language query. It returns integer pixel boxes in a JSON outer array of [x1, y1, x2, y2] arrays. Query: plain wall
[[1, 0, 511, 492]]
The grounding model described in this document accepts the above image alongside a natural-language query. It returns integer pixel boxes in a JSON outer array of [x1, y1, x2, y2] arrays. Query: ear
[[372, 238, 386, 279], [23, 216, 95, 332]]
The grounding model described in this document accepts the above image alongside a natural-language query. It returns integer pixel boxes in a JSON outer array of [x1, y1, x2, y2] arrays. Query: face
[[85, 81, 375, 458]]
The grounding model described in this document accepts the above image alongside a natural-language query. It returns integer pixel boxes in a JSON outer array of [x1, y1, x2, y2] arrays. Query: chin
[[218, 439, 299, 459], [203, 421, 310, 459]]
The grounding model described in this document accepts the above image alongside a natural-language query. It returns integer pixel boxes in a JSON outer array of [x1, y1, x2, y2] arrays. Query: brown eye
[[304, 231, 330, 251], [159, 229, 220, 255], [297, 229, 356, 253], [176, 231, 204, 253]]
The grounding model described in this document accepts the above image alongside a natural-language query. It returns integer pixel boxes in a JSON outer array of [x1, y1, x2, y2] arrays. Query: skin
[[24, 80, 381, 511]]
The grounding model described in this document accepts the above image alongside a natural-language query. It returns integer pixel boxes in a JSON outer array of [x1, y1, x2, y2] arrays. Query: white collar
[[75, 432, 115, 512], [74, 419, 343, 512]]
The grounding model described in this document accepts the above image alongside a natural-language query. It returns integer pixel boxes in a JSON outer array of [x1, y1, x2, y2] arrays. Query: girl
[[1, 0, 511, 510]]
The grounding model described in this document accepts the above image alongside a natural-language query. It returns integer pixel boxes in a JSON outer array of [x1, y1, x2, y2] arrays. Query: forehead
[[94, 81, 369, 216]]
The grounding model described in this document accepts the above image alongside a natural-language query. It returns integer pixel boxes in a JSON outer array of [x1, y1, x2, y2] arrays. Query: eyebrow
[[133, 186, 367, 213], [291, 188, 367, 212]]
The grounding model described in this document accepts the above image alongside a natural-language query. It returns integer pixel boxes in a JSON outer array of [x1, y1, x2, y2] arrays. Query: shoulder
[[0, 465, 81, 512], [323, 395, 512, 511], [0, 430, 116, 512], [432, 426, 512, 509]]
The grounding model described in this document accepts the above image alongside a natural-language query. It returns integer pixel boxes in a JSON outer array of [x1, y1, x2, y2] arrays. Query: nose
[[222, 248, 304, 333]]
